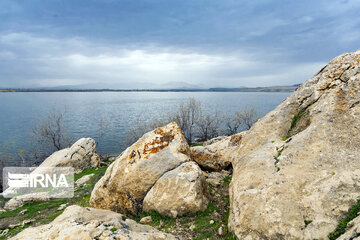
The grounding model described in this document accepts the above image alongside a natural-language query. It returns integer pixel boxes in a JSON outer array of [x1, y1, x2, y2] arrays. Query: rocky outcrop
[[4, 192, 50, 210], [229, 50, 360, 239], [336, 215, 360, 240], [190, 133, 243, 171], [90, 122, 191, 215], [2, 138, 100, 209], [9, 205, 178, 240], [37, 137, 100, 172], [143, 161, 209, 217]]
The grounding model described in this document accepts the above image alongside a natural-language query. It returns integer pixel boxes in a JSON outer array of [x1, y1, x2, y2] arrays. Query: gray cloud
[[0, 33, 326, 88], [0, 0, 359, 88]]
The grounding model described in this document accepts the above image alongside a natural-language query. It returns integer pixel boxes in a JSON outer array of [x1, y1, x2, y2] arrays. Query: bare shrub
[[223, 113, 242, 136], [31, 107, 73, 161], [169, 98, 202, 143], [96, 116, 110, 147], [223, 106, 259, 135], [238, 106, 259, 130], [125, 99, 259, 146], [0, 141, 32, 191], [196, 111, 222, 141]]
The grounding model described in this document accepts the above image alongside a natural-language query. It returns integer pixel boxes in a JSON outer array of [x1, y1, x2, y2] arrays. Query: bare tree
[[31, 107, 73, 160], [196, 111, 222, 141], [238, 106, 259, 130], [169, 98, 202, 143], [223, 106, 259, 135], [96, 116, 110, 147], [124, 99, 259, 146], [223, 113, 242, 136]]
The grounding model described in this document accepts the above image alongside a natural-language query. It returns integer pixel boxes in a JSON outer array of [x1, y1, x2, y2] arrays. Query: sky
[[0, 0, 359, 89]]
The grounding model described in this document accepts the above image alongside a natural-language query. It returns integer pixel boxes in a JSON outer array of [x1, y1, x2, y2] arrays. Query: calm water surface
[[0, 92, 290, 158]]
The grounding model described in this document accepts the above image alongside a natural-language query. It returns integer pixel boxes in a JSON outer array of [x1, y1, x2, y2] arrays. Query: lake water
[[0, 92, 290, 160]]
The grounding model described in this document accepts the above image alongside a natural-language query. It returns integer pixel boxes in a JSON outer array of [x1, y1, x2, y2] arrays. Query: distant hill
[[0, 84, 300, 92]]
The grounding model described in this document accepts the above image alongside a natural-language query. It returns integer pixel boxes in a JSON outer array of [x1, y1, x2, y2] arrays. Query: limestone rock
[[38, 137, 100, 172], [9, 205, 178, 240], [229, 50, 360, 239], [190, 133, 243, 171], [143, 161, 209, 217], [140, 216, 152, 224], [4, 192, 50, 210], [205, 170, 230, 186], [75, 173, 95, 186], [90, 122, 190, 215], [337, 215, 360, 240]]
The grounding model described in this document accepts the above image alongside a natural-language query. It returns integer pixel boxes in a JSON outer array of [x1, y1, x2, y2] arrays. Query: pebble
[[209, 220, 215, 224], [140, 216, 152, 224], [57, 204, 67, 211], [218, 226, 224, 235]]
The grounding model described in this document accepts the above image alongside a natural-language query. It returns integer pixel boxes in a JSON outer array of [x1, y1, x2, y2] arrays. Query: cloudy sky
[[0, 0, 359, 89]]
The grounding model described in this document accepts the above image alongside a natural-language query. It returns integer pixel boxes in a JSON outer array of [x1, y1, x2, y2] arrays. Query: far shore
[[0, 86, 298, 93]]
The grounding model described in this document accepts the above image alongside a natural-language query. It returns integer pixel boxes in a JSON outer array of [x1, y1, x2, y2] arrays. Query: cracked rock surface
[[143, 161, 209, 218], [9, 205, 178, 240], [229, 50, 360, 239], [90, 122, 201, 215]]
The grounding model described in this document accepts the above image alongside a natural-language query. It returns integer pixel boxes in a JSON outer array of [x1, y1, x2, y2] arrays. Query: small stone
[[159, 220, 164, 227], [22, 219, 34, 226], [140, 216, 152, 224], [57, 204, 67, 211], [0, 229, 9, 237], [218, 226, 224, 236], [170, 210, 178, 218], [75, 173, 95, 186], [210, 220, 215, 224], [19, 209, 28, 214], [213, 211, 220, 218], [189, 224, 196, 231], [9, 223, 21, 229]]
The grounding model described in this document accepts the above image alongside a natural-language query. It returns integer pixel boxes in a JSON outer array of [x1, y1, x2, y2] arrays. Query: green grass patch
[[0, 166, 109, 239], [190, 142, 204, 147], [136, 210, 176, 230], [328, 200, 360, 240], [223, 175, 232, 183]]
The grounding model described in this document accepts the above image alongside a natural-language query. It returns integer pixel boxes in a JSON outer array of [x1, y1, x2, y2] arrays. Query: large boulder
[[90, 122, 191, 215], [2, 138, 100, 209], [9, 205, 178, 240], [38, 137, 100, 172], [190, 133, 243, 171], [229, 50, 360, 239], [143, 161, 209, 217]]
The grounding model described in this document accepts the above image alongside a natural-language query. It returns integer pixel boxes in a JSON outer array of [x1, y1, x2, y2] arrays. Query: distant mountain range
[[0, 84, 300, 92]]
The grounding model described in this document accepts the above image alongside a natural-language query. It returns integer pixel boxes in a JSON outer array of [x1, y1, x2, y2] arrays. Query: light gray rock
[[75, 173, 95, 186], [9, 205, 178, 240], [143, 161, 209, 218], [190, 133, 243, 171], [90, 122, 190, 215], [229, 50, 360, 239], [4, 192, 50, 210], [140, 216, 152, 224], [3, 138, 99, 210], [37, 137, 100, 173], [205, 170, 230, 186]]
